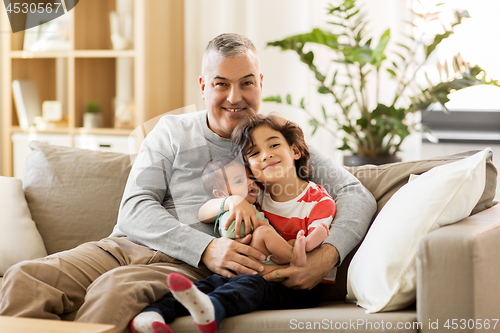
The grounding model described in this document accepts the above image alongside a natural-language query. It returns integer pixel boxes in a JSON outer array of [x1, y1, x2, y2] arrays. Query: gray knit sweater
[[112, 110, 376, 267]]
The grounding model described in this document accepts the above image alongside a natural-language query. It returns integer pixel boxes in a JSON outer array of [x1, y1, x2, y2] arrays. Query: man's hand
[[263, 243, 339, 289], [201, 236, 266, 278]]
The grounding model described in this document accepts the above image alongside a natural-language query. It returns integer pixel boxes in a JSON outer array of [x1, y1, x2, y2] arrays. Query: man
[[0, 33, 376, 333]]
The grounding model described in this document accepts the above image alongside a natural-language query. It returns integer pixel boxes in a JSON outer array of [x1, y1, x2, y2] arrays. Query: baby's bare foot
[[319, 223, 330, 236], [293, 230, 307, 267]]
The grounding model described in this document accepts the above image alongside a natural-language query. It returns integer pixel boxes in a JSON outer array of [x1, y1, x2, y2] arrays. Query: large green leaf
[[370, 29, 390, 68], [267, 28, 340, 51], [407, 74, 487, 112], [347, 46, 372, 66], [424, 31, 452, 58]]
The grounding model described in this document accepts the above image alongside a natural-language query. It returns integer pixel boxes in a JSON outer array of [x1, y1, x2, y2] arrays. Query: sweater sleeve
[[308, 145, 376, 266], [113, 115, 215, 267]]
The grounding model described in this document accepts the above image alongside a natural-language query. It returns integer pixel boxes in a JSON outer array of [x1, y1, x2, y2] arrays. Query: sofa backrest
[[22, 141, 497, 256]]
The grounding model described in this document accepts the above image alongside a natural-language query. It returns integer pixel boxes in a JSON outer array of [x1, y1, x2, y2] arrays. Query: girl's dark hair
[[231, 113, 313, 181]]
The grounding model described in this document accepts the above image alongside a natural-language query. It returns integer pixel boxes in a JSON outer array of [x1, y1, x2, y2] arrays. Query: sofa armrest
[[416, 203, 500, 332]]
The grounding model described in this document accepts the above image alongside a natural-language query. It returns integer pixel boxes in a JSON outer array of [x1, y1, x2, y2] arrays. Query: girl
[[232, 113, 336, 255]]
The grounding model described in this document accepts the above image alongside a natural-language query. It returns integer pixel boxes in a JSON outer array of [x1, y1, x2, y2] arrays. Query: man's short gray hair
[[202, 33, 258, 76]]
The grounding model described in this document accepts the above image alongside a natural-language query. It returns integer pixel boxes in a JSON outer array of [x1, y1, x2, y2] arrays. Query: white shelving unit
[[1, 0, 185, 176]]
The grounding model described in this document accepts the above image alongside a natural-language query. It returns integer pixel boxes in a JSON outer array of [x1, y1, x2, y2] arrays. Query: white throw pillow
[[346, 148, 490, 313], [0, 176, 47, 275]]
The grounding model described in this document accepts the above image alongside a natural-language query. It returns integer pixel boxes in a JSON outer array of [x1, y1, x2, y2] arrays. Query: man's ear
[[291, 144, 301, 160], [213, 189, 226, 199], [259, 73, 264, 90], [199, 76, 205, 100]]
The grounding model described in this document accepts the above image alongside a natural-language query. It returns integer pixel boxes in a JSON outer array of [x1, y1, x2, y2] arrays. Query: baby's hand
[[225, 196, 258, 238]]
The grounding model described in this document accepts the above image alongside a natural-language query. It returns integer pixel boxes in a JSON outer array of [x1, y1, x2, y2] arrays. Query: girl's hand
[[224, 196, 259, 238]]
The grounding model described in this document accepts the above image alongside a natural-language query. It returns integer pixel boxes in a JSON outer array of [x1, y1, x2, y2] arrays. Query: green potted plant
[[264, 0, 498, 165], [83, 100, 103, 129]]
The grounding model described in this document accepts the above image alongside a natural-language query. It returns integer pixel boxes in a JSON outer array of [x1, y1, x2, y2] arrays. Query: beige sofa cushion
[[170, 302, 418, 333], [22, 141, 134, 255]]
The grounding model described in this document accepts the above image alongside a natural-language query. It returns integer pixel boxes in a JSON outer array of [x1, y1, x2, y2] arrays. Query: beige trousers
[[0, 237, 212, 333]]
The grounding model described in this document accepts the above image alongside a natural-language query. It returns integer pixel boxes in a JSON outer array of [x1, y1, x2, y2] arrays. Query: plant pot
[[83, 112, 103, 129], [343, 154, 402, 167]]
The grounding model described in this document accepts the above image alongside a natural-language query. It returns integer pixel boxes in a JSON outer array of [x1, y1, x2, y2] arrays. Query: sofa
[[1, 141, 499, 333]]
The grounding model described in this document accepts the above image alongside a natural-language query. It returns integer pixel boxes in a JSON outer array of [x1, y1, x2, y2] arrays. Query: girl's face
[[244, 125, 301, 186]]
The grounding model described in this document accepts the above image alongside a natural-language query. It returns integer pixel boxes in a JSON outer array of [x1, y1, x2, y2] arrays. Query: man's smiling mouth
[[223, 107, 245, 112]]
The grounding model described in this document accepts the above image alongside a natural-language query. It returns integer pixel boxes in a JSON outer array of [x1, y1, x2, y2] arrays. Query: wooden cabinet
[[1, 0, 185, 176]]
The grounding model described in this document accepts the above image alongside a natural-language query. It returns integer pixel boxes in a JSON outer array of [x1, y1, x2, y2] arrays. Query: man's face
[[200, 50, 263, 139]]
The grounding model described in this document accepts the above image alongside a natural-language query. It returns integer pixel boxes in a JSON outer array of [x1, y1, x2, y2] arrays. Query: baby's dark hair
[[201, 155, 244, 195], [231, 113, 313, 181]]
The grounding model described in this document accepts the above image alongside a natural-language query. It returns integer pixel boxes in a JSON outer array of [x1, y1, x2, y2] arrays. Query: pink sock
[[167, 273, 217, 333]]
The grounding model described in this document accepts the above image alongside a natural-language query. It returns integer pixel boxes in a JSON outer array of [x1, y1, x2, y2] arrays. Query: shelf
[[10, 50, 136, 59], [10, 51, 71, 59], [11, 126, 133, 136], [11, 126, 70, 134], [2, 0, 184, 177], [75, 127, 134, 136], [74, 50, 136, 58]]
